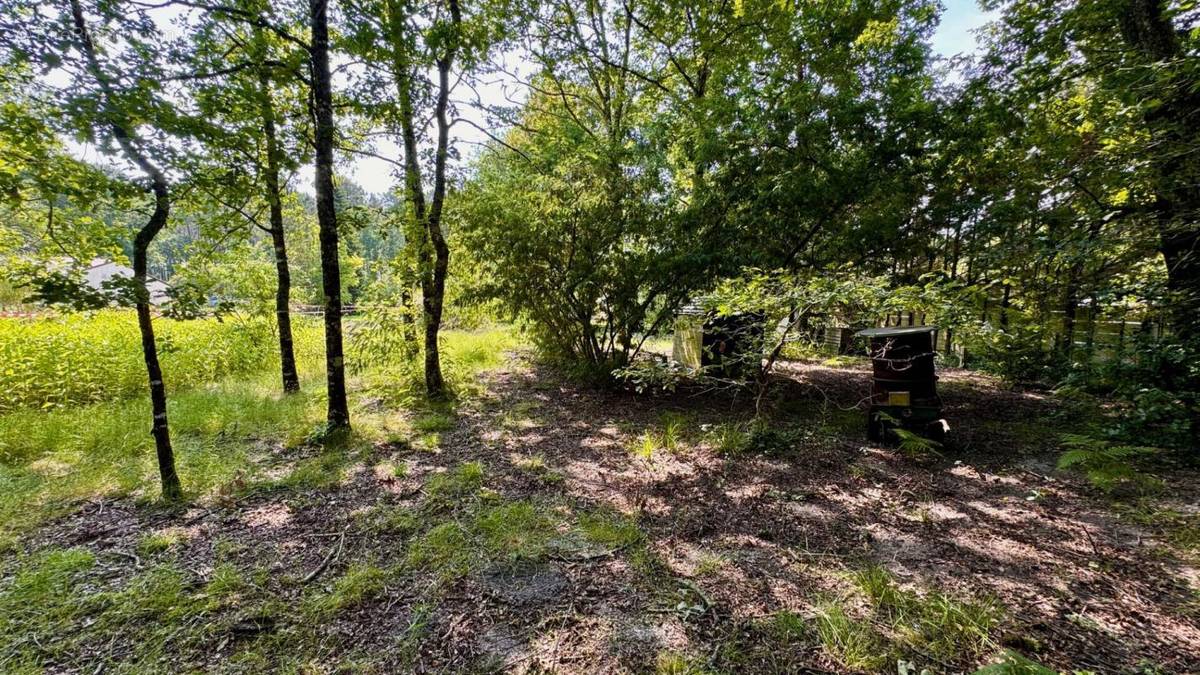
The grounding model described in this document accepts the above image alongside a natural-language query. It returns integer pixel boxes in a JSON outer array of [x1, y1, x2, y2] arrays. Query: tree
[[979, 0, 1200, 342], [343, 0, 481, 398], [309, 0, 351, 427], [179, 15, 311, 394], [5, 0, 191, 499]]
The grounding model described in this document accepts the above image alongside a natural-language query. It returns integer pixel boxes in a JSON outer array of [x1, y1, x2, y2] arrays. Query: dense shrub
[[0, 310, 321, 412]]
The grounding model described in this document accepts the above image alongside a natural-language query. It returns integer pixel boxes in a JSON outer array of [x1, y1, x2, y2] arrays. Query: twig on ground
[[301, 529, 345, 584]]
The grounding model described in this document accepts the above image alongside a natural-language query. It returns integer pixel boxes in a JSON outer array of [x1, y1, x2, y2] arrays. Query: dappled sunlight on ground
[[3, 346, 1198, 673]]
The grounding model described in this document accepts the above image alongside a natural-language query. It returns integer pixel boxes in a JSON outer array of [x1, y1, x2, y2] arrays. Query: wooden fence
[[819, 307, 1169, 366]]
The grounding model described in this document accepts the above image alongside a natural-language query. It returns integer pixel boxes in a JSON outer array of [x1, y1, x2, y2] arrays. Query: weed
[[136, 530, 185, 556], [765, 610, 809, 641], [694, 552, 727, 577], [0, 311, 322, 413], [852, 565, 910, 618], [655, 651, 710, 674], [0, 548, 96, 665], [512, 454, 563, 484], [850, 564, 1002, 661], [356, 503, 420, 537], [659, 412, 688, 452], [203, 563, 247, 601], [631, 432, 657, 459], [475, 500, 557, 562], [707, 423, 750, 455], [971, 650, 1057, 674], [499, 400, 542, 430], [395, 604, 433, 667], [744, 422, 804, 456], [578, 510, 643, 550], [405, 521, 474, 580], [275, 450, 355, 491], [413, 411, 456, 433]]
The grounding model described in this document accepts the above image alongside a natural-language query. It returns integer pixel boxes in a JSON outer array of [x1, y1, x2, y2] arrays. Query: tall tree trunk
[[384, 0, 459, 399], [133, 194, 182, 501], [1120, 0, 1200, 343], [422, 9, 458, 399], [310, 0, 350, 428], [69, 0, 181, 500], [257, 56, 300, 394]]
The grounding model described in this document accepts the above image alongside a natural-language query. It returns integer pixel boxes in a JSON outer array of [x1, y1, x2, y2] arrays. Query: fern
[[1056, 434, 1159, 494], [892, 428, 943, 456]]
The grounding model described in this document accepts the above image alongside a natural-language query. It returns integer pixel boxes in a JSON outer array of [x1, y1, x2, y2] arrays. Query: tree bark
[[310, 0, 350, 428], [384, 0, 459, 399], [1119, 0, 1200, 343], [69, 0, 181, 500], [257, 54, 300, 395]]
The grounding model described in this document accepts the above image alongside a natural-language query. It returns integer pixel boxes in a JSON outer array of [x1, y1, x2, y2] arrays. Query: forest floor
[[2, 341, 1199, 674]]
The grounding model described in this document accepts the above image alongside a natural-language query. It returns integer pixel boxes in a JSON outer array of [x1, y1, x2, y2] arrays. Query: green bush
[[0, 310, 322, 412]]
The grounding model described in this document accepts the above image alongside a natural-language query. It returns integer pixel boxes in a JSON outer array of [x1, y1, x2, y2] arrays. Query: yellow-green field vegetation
[[0, 313, 519, 545]]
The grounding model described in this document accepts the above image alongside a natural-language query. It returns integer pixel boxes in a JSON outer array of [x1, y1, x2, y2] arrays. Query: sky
[[931, 0, 996, 60]]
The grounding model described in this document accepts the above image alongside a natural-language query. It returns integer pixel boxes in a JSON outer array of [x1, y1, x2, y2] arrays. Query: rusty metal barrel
[[855, 326, 946, 442]]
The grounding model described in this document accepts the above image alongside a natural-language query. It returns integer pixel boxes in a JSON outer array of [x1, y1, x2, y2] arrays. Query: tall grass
[[0, 325, 521, 542], [0, 370, 326, 540], [0, 310, 324, 412]]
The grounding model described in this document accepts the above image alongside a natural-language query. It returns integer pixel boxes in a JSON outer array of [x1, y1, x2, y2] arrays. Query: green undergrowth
[[357, 327, 520, 407], [0, 459, 649, 672], [407, 461, 645, 581], [709, 565, 1006, 672], [0, 311, 324, 413], [0, 547, 256, 672], [0, 369, 326, 539], [815, 565, 1004, 670], [0, 327, 520, 543]]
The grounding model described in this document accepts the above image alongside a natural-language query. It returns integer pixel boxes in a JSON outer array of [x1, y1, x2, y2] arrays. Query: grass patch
[[136, 530, 185, 556], [0, 547, 97, 666], [0, 370, 325, 538], [406, 500, 557, 580], [0, 326, 521, 543], [499, 400, 542, 431], [355, 503, 420, 536], [819, 565, 1004, 666], [815, 600, 892, 670], [305, 561, 391, 617], [0, 311, 323, 413], [511, 454, 563, 484], [655, 651, 711, 674], [413, 411, 456, 433], [358, 327, 520, 406], [578, 510, 643, 550], [424, 461, 486, 511], [706, 422, 750, 455], [0, 552, 247, 670]]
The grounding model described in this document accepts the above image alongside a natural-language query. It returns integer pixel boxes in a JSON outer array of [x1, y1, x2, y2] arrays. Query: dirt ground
[[15, 354, 1200, 673]]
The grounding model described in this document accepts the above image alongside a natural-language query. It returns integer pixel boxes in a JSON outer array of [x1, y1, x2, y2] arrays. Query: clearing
[[1, 341, 1198, 673]]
